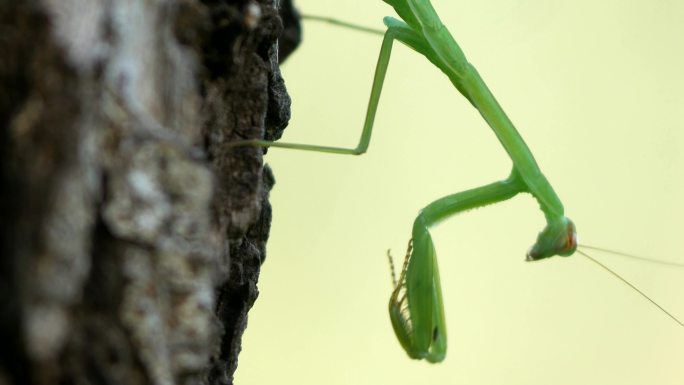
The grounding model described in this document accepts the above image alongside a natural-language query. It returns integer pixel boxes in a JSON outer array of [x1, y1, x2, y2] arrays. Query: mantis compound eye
[[526, 217, 577, 261]]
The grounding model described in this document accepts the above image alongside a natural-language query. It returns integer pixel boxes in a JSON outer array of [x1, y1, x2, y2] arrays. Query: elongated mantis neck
[[446, 62, 576, 260], [460, 64, 564, 222], [384, 1, 564, 221], [386, 1, 575, 260]]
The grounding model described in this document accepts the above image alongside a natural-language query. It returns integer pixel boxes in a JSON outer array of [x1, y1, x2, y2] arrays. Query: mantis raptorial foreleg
[[391, 172, 525, 362]]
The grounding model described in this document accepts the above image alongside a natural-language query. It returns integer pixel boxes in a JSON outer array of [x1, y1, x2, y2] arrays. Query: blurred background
[[237, 1, 684, 384]]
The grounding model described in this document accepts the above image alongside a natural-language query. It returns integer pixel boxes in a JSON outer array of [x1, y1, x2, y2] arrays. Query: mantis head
[[526, 216, 577, 261]]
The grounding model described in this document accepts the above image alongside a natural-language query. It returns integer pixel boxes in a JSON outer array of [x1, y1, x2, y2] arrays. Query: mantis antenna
[[577, 250, 684, 328], [231, 0, 684, 362]]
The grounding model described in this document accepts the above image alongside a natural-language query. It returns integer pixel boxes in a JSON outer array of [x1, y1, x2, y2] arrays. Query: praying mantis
[[235, 0, 684, 382]]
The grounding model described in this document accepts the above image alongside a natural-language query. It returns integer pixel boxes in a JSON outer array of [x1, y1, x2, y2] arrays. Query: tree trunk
[[0, 0, 300, 384]]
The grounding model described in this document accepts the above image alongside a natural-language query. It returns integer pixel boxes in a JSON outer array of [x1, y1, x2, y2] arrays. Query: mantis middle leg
[[230, 25, 428, 155]]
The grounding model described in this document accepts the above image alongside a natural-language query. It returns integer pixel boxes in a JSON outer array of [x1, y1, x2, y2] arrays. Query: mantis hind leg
[[301, 15, 385, 36], [230, 25, 414, 155]]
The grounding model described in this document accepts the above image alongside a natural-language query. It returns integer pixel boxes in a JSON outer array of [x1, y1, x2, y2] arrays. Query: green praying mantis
[[233, 0, 684, 365]]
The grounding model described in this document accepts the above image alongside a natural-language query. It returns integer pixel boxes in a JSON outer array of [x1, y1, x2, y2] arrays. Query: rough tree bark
[[0, 0, 300, 384]]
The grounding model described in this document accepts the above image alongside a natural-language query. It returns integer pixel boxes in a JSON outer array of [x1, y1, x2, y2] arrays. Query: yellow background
[[236, 1, 684, 384]]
